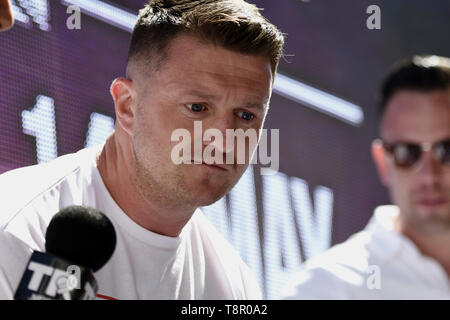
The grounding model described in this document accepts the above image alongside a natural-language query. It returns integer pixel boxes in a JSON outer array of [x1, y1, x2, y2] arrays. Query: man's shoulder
[[0, 147, 98, 229], [189, 210, 262, 299], [0, 229, 34, 299], [191, 210, 247, 262], [282, 229, 380, 299]]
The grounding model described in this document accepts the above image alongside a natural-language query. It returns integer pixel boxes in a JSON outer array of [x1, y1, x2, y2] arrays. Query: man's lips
[[184, 160, 231, 171], [201, 161, 229, 171], [417, 197, 448, 207]]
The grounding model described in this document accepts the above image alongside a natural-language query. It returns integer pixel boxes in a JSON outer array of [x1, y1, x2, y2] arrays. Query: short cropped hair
[[127, 0, 285, 76], [379, 55, 450, 117]]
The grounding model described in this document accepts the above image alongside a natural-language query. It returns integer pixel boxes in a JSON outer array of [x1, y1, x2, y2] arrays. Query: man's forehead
[[163, 77, 271, 101], [381, 89, 450, 142], [162, 34, 272, 78], [146, 36, 273, 100], [387, 89, 450, 106]]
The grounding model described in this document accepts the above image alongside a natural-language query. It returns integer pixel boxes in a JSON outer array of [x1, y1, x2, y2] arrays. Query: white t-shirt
[[0, 146, 262, 300], [282, 205, 450, 299]]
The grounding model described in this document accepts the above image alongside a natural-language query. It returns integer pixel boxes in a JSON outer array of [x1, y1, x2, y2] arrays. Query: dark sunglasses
[[382, 139, 450, 168]]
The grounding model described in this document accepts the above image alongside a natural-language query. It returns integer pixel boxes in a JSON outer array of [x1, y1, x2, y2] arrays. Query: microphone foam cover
[[45, 205, 116, 272]]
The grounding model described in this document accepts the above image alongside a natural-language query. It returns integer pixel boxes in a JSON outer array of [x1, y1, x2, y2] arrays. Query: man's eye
[[237, 111, 255, 121], [186, 103, 206, 112]]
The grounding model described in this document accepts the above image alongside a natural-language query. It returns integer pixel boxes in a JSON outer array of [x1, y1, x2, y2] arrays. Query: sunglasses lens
[[392, 143, 421, 167], [434, 140, 450, 164]]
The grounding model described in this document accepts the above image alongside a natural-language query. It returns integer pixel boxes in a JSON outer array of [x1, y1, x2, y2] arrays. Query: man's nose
[[203, 117, 235, 154]]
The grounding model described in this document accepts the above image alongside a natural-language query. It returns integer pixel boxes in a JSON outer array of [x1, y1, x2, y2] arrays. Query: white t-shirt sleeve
[[0, 230, 33, 300], [194, 212, 263, 299], [240, 263, 263, 299], [0, 269, 14, 300]]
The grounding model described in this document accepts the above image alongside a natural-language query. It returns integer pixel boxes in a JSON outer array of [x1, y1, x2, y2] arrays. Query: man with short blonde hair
[[0, 0, 284, 300]]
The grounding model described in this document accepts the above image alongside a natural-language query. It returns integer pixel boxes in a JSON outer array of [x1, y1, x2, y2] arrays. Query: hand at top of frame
[[0, 0, 13, 32]]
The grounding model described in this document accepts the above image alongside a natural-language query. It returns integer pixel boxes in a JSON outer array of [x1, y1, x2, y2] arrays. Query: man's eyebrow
[[242, 102, 267, 111], [183, 89, 268, 109], [182, 89, 218, 100]]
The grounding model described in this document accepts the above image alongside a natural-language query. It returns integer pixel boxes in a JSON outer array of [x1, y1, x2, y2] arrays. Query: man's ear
[[371, 139, 391, 187], [110, 78, 136, 136]]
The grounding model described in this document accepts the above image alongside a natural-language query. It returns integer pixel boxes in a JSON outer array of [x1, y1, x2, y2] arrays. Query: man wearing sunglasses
[[283, 55, 450, 299]]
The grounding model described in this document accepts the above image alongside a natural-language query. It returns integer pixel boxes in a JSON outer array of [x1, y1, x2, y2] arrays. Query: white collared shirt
[[282, 205, 450, 299]]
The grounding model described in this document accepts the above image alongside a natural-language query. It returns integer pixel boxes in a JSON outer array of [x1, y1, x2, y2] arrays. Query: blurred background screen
[[1, 0, 449, 299]]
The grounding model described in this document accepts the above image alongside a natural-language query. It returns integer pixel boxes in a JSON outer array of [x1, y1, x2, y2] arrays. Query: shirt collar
[[365, 205, 404, 261]]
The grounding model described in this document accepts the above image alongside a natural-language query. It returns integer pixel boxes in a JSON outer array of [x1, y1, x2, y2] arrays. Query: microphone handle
[[14, 251, 98, 300]]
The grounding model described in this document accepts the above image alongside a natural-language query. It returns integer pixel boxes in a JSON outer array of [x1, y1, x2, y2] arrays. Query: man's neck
[[96, 132, 195, 237], [394, 215, 450, 278]]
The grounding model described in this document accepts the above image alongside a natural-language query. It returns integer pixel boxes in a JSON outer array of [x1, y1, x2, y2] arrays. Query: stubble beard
[[404, 203, 450, 235], [131, 141, 237, 210], [131, 141, 190, 209]]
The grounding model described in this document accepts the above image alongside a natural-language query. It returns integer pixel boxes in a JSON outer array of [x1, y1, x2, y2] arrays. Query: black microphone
[[14, 205, 116, 300]]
